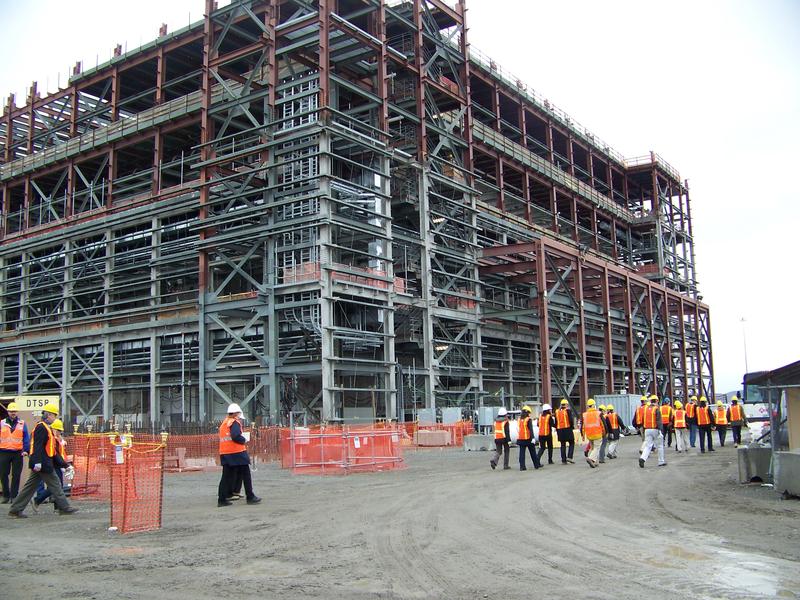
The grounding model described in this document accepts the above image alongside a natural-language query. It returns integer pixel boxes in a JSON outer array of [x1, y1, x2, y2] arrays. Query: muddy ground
[[4, 437, 800, 600]]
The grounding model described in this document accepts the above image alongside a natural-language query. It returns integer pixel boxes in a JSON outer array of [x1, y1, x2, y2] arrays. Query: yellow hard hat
[[649, 394, 659, 401], [716, 400, 723, 406], [674, 400, 683, 409], [51, 419, 64, 431], [560, 398, 569, 406], [521, 405, 532, 413], [699, 396, 707, 403], [689, 396, 697, 402], [606, 404, 614, 411], [6, 402, 18, 411], [42, 403, 59, 415], [587, 398, 596, 407], [640, 396, 648, 402], [598, 404, 606, 411]]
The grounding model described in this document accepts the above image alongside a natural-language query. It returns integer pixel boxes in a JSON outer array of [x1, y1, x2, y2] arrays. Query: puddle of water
[[710, 548, 798, 597], [667, 545, 709, 561]]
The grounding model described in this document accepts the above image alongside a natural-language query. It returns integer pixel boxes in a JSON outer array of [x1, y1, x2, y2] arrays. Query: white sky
[[1, 0, 798, 394]]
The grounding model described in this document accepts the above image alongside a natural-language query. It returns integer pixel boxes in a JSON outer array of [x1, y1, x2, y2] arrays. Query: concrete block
[[775, 450, 800, 497], [737, 446, 773, 483], [416, 429, 450, 446], [463, 434, 493, 451]]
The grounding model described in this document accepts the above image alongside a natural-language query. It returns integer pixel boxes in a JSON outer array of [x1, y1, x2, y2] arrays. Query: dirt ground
[[4, 436, 800, 600]]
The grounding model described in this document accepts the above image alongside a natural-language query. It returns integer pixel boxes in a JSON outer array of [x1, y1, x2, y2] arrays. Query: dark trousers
[[218, 464, 254, 502], [537, 434, 554, 463], [9, 469, 71, 513], [664, 426, 673, 447], [518, 440, 541, 470], [698, 425, 714, 452], [36, 468, 64, 504], [731, 425, 743, 445], [688, 421, 698, 447], [558, 431, 575, 463], [0, 451, 23, 499], [491, 440, 509, 469], [717, 426, 727, 446]]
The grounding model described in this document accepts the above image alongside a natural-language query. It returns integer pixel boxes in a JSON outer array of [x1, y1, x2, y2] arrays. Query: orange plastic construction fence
[[399, 420, 474, 448], [68, 434, 115, 499], [280, 425, 404, 475], [109, 442, 166, 534]]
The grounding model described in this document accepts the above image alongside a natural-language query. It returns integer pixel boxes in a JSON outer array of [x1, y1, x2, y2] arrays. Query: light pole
[[740, 317, 749, 375]]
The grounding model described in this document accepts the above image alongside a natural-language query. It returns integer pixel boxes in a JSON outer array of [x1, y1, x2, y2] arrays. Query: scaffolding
[[0, 0, 713, 427]]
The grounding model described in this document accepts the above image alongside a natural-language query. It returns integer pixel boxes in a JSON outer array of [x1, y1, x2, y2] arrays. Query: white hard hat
[[227, 403, 242, 414], [542, 403, 552, 411], [497, 408, 508, 416]]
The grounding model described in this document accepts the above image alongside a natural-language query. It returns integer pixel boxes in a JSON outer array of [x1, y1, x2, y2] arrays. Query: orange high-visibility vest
[[635, 405, 646, 425], [715, 407, 728, 425], [673, 410, 687, 429], [686, 402, 696, 418], [538, 414, 551, 436], [30, 422, 56, 457], [730, 405, 743, 423], [607, 413, 619, 430], [219, 417, 247, 455], [697, 407, 711, 426], [660, 405, 672, 425], [56, 438, 67, 461], [518, 416, 531, 441], [0, 419, 25, 451], [583, 409, 603, 440], [643, 406, 660, 429], [494, 420, 507, 440], [556, 408, 571, 430]]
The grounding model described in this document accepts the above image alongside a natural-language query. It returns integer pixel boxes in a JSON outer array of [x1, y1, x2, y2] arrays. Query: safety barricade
[[399, 421, 475, 448], [280, 426, 404, 475], [68, 434, 115, 499], [108, 441, 166, 534]]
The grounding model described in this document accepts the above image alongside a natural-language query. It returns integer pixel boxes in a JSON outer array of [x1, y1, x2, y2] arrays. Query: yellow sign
[[1, 395, 60, 413]]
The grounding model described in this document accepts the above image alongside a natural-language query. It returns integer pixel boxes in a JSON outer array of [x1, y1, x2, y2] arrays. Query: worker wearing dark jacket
[[517, 406, 541, 471], [728, 397, 746, 447], [536, 404, 556, 465], [490, 408, 510, 470], [1, 402, 30, 503], [604, 404, 626, 459], [555, 399, 576, 464], [8, 404, 77, 518], [218, 403, 261, 507], [696, 397, 715, 453]]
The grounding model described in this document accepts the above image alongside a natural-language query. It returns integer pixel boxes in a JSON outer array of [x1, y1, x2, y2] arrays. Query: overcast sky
[[1, 0, 798, 394]]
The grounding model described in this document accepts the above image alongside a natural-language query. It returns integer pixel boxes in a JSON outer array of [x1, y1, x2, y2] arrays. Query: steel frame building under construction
[[0, 0, 713, 426]]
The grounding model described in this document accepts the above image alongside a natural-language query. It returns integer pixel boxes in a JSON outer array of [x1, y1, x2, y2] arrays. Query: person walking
[[696, 396, 715, 453], [517, 406, 541, 471], [714, 400, 728, 447], [660, 398, 674, 448], [673, 401, 689, 453], [218, 403, 261, 507], [8, 404, 77, 518], [537, 404, 556, 465], [1, 402, 30, 505], [555, 399, 576, 464], [633, 396, 647, 443], [605, 404, 626, 459], [581, 399, 606, 468], [597, 405, 610, 464], [33, 419, 69, 510], [490, 408, 510, 470], [685, 395, 698, 448], [728, 397, 746, 448], [639, 395, 666, 468]]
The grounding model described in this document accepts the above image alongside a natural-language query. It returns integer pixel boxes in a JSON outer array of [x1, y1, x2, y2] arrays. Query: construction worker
[[673, 401, 689, 453], [517, 406, 541, 471], [581, 399, 606, 468], [555, 399, 576, 464], [728, 396, 746, 447], [639, 395, 666, 468], [605, 404, 626, 459], [696, 396, 715, 453], [218, 403, 261, 507], [660, 398, 674, 448], [714, 400, 729, 447], [536, 404, 556, 465], [490, 408, 510, 470], [8, 404, 77, 518], [633, 396, 648, 441], [33, 418, 69, 510], [597, 405, 609, 464], [685, 395, 698, 448], [1, 401, 30, 504]]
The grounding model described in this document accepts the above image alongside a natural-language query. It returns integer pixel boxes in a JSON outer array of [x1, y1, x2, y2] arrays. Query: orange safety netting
[[109, 442, 166, 534], [399, 420, 474, 448], [68, 434, 115, 499], [279, 425, 404, 475]]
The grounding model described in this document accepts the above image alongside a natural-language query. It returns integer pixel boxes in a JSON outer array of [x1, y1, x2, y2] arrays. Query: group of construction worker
[[2, 402, 78, 518], [490, 399, 628, 470], [490, 393, 746, 471]]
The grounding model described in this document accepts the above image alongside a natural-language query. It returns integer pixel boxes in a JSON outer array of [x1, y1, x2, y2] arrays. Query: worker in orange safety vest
[[685, 395, 698, 448], [633, 396, 648, 441], [490, 408, 511, 470], [639, 395, 666, 468], [218, 403, 261, 507], [660, 399, 674, 448], [517, 406, 542, 471], [1, 402, 30, 504], [536, 404, 556, 465], [555, 399, 576, 464], [581, 399, 606, 468], [727, 396, 747, 447], [672, 401, 689, 453], [696, 396, 715, 454], [604, 404, 627, 459], [714, 400, 729, 447]]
